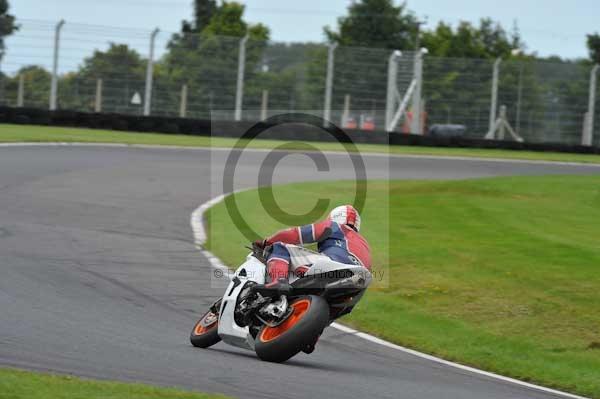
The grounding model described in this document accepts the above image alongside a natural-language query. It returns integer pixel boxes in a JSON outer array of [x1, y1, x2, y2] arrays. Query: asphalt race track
[[1, 145, 599, 399]]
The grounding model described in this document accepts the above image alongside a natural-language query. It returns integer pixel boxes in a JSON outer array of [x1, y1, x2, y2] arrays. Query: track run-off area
[[1, 144, 599, 399]]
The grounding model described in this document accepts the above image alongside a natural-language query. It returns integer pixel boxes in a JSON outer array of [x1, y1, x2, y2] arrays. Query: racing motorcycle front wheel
[[254, 295, 329, 363], [190, 302, 221, 349]]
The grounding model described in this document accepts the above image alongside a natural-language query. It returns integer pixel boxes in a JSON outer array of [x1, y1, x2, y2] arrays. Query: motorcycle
[[190, 232, 372, 363]]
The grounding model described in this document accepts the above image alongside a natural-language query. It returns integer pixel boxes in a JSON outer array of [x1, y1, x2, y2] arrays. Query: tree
[[164, 1, 270, 117], [8, 66, 51, 108], [61, 44, 146, 112], [418, 19, 526, 135], [421, 18, 521, 59], [586, 33, 600, 64], [324, 0, 418, 49], [169, 2, 269, 52], [79, 43, 145, 81], [182, 0, 217, 33], [317, 0, 421, 123], [244, 42, 328, 112], [0, 0, 18, 60]]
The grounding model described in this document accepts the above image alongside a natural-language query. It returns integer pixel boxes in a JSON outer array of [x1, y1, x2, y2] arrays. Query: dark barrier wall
[[1, 106, 599, 155]]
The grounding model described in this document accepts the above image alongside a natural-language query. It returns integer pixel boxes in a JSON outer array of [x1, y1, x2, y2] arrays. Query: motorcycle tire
[[254, 295, 329, 363], [190, 308, 221, 348]]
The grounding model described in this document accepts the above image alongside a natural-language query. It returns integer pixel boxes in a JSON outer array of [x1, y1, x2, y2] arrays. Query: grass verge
[[0, 368, 229, 399], [205, 176, 600, 398], [2, 123, 600, 164]]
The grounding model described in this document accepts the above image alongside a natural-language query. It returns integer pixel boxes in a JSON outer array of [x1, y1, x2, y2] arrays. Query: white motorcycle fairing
[[217, 254, 266, 350], [217, 247, 372, 351]]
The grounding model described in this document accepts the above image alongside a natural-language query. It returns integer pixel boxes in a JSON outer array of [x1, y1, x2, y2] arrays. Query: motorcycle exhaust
[[324, 273, 368, 291]]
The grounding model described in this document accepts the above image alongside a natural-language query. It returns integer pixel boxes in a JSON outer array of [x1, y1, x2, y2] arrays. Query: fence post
[[0, 62, 3, 105], [498, 105, 507, 140], [410, 49, 425, 134], [179, 84, 188, 118], [341, 94, 350, 127], [386, 50, 402, 131], [582, 64, 599, 146], [17, 74, 24, 107], [143, 28, 159, 116], [515, 63, 524, 135], [234, 35, 249, 121], [261, 89, 269, 120], [94, 78, 103, 113], [323, 43, 337, 125], [485, 58, 502, 139], [50, 19, 65, 111], [582, 112, 591, 144]]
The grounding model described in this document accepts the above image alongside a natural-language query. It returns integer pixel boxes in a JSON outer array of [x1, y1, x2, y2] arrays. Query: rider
[[255, 205, 371, 289]]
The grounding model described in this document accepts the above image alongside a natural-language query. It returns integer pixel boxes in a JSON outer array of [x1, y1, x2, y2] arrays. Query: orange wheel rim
[[259, 299, 311, 342], [193, 314, 217, 336]]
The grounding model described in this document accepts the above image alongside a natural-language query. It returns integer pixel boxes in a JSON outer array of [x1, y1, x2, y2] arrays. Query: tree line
[[0, 0, 598, 142]]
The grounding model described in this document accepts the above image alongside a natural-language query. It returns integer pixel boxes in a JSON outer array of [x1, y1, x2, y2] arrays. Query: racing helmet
[[329, 205, 361, 232]]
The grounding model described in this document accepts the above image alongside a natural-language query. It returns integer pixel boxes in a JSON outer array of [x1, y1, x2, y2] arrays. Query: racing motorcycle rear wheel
[[254, 295, 329, 363], [190, 306, 221, 348]]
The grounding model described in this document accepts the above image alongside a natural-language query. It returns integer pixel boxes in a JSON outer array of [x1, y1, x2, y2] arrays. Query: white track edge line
[[190, 192, 588, 399], [2, 142, 600, 168]]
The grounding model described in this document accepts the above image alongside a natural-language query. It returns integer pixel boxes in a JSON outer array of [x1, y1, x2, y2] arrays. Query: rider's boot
[[266, 258, 291, 291], [267, 258, 289, 282], [252, 259, 291, 297]]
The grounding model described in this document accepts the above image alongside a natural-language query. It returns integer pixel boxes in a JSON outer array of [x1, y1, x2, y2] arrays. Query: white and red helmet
[[329, 205, 361, 232]]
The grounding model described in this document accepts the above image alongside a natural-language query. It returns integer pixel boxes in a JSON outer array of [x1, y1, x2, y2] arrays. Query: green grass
[[0, 368, 229, 399], [2, 123, 600, 164], [205, 176, 600, 398]]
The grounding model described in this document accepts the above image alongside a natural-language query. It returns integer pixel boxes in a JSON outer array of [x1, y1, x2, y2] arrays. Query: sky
[[4, 0, 599, 74]]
